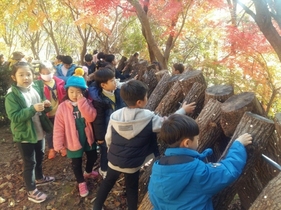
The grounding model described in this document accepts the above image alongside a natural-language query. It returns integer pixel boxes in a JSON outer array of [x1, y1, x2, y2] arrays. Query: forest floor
[[0, 125, 241, 210]]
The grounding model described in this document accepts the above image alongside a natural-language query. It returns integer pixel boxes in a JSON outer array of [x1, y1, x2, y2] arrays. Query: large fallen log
[[220, 92, 266, 137], [140, 68, 158, 98], [213, 112, 275, 210], [145, 72, 171, 111], [249, 172, 281, 210], [204, 84, 234, 105]]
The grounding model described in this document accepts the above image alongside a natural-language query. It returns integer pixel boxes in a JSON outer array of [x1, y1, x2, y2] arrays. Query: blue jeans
[[17, 140, 45, 191]]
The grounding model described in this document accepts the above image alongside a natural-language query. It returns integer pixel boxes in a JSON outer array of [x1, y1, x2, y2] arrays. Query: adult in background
[[55, 55, 76, 82]]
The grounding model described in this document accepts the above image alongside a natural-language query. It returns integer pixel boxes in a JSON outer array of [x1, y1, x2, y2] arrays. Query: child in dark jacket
[[93, 80, 196, 210], [88, 68, 126, 179], [148, 114, 252, 210]]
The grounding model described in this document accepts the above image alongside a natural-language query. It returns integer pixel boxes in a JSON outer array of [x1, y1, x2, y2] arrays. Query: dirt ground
[[0, 125, 128, 210]]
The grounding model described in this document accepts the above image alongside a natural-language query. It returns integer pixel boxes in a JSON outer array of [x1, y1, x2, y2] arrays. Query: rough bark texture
[[140, 68, 158, 98], [131, 60, 148, 79], [154, 81, 184, 116], [213, 112, 275, 210], [220, 92, 266, 137], [249, 173, 281, 210], [196, 99, 223, 153], [145, 72, 171, 111], [155, 69, 169, 82], [183, 82, 206, 119], [116, 56, 127, 72], [138, 192, 153, 210], [204, 85, 234, 105]]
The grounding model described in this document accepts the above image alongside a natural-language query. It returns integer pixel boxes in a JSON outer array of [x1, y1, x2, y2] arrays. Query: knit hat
[[65, 68, 87, 90]]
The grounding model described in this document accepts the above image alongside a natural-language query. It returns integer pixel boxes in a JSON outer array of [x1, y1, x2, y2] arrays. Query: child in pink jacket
[[53, 68, 99, 197]]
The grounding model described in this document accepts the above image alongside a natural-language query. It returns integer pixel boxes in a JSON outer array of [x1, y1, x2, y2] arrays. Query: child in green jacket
[[5, 62, 55, 203]]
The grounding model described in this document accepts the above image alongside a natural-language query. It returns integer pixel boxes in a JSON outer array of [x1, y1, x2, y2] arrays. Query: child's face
[[12, 67, 33, 87], [172, 67, 179, 75], [101, 77, 117, 91], [68, 87, 83, 102]]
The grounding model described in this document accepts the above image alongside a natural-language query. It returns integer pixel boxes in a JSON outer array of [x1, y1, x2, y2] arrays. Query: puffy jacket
[[43, 76, 65, 103], [55, 64, 76, 82]]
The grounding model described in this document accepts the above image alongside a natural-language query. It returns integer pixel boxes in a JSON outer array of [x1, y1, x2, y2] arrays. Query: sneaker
[[27, 188, 47, 203], [83, 171, 99, 179], [36, 175, 55, 186], [78, 182, 89, 197], [98, 168, 107, 179], [48, 149, 56, 159]]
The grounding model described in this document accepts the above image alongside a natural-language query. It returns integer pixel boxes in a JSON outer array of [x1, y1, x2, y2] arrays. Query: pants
[[71, 149, 97, 183], [99, 141, 108, 171], [93, 167, 139, 210], [45, 117, 54, 149], [17, 140, 45, 191]]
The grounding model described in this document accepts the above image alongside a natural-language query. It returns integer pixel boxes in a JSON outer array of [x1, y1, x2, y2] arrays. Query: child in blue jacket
[[148, 114, 252, 210]]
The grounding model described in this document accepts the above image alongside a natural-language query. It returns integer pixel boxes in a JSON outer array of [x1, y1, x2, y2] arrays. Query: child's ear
[[180, 138, 191, 148], [100, 82, 106, 89], [11, 75, 16, 82]]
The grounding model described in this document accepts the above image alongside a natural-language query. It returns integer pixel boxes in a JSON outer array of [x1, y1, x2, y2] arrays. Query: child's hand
[[43, 100, 51, 107], [34, 103, 45, 112], [60, 148, 67, 157], [77, 93, 84, 100], [182, 102, 196, 114], [236, 133, 252, 146]]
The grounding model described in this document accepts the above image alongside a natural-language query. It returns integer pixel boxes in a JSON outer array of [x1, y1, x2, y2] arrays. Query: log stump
[[145, 72, 171, 111], [131, 60, 148, 79], [141, 68, 158, 98], [249, 173, 281, 210], [204, 84, 234, 105], [220, 92, 266, 137], [196, 99, 223, 154], [155, 70, 169, 82], [183, 82, 206, 119], [213, 112, 275, 210]]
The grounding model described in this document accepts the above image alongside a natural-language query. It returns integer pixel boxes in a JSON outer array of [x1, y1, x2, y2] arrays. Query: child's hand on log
[[182, 102, 196, 114], [236, 133, 252, 146]]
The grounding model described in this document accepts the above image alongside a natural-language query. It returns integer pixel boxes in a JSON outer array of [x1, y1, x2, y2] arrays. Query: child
[[39, 60, 66, 159], [88, 68, 126, 179], [148, 114, 252, 210], [53, 68, 99, 197], [55, 55, 76, 82], [93, 80, 195, 210], [172, 63, 184, 75], [5, 62, 55, 204]]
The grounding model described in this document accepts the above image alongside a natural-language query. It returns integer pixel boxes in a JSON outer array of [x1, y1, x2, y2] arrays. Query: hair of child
[[173, 63, 184, 74], [159, 114, 199, 147], [10, 61, 34, 77], [104, 54, 115, 63], [61, 56, 73, 65], [120, 80, 148, 106], [93, 68, 115, 88], [39, 60, 54, 72], [97, 52, 105, 60], [85, 54, 93, 62]]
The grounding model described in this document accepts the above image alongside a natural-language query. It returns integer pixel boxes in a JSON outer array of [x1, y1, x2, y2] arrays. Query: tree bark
[[131, 60, 148, 79], [116, 56, 127, 72], [155, 70, 169, 82], [138, 192, 153, 210], [213, 112, 275, 210], [249, 173, 281, 210], [140, 68, 158, 98], [145, 72, 171, 111], [196, 99, 223, 153], [204, 85, 234, 105], [183, 82, 206, 119], [220, 92, 265, 137]]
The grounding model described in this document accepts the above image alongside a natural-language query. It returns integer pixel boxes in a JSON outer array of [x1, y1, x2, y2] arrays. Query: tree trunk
[[131, 60, 148, 79], [140, 68, 158, 98], [249, 173, 281, 210], [138, 192, 153, 210], [196, 99, 223, 153], [220, 92, 265, 137], [116, 56, 127, 72], [145, 72, 171, 111], [213, 112, 275, 210], [204, 85, 234, 105], [183, 82, 206, 119], [155, 70, 169, 82]]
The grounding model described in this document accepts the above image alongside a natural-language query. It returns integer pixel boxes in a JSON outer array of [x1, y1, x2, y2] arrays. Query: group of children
[[4, 55, 252, 209]]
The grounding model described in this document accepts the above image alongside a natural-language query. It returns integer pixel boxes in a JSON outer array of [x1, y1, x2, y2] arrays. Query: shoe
[[83, 171, 99, 179], [36, 175, 55, 186], [27, 188, 47, 203], [78, 182, 89, 197], [98, 168, 107, 179], [48, 149, 56, 159]]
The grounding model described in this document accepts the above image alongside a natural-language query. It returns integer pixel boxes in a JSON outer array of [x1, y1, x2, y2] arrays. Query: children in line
[[5, 62, 55, 204], [93, 80, 196, 210], [148, 114, 252, 210], [88, 68, 126, 179], [53, 68, 99, 197], [39, 60, 66, 159]]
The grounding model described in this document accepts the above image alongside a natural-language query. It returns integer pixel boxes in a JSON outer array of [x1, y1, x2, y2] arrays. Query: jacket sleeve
[[199, 141, 247, 195], [105, 120, 113, 148], [77, 97, 97, 122], [5, 93, 37, 123], [92, 99, 107, 140], [152, 114, 166, 133], [53, 105, 66, 151]]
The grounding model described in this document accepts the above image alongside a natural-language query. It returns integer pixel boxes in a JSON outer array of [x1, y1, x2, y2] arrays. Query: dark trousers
[[17, 140, 45, 191], [45, 117, 54, 149], [93, 167, 139, 210], [99, 142, 108, 171], [71, 149, 97, 183]]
